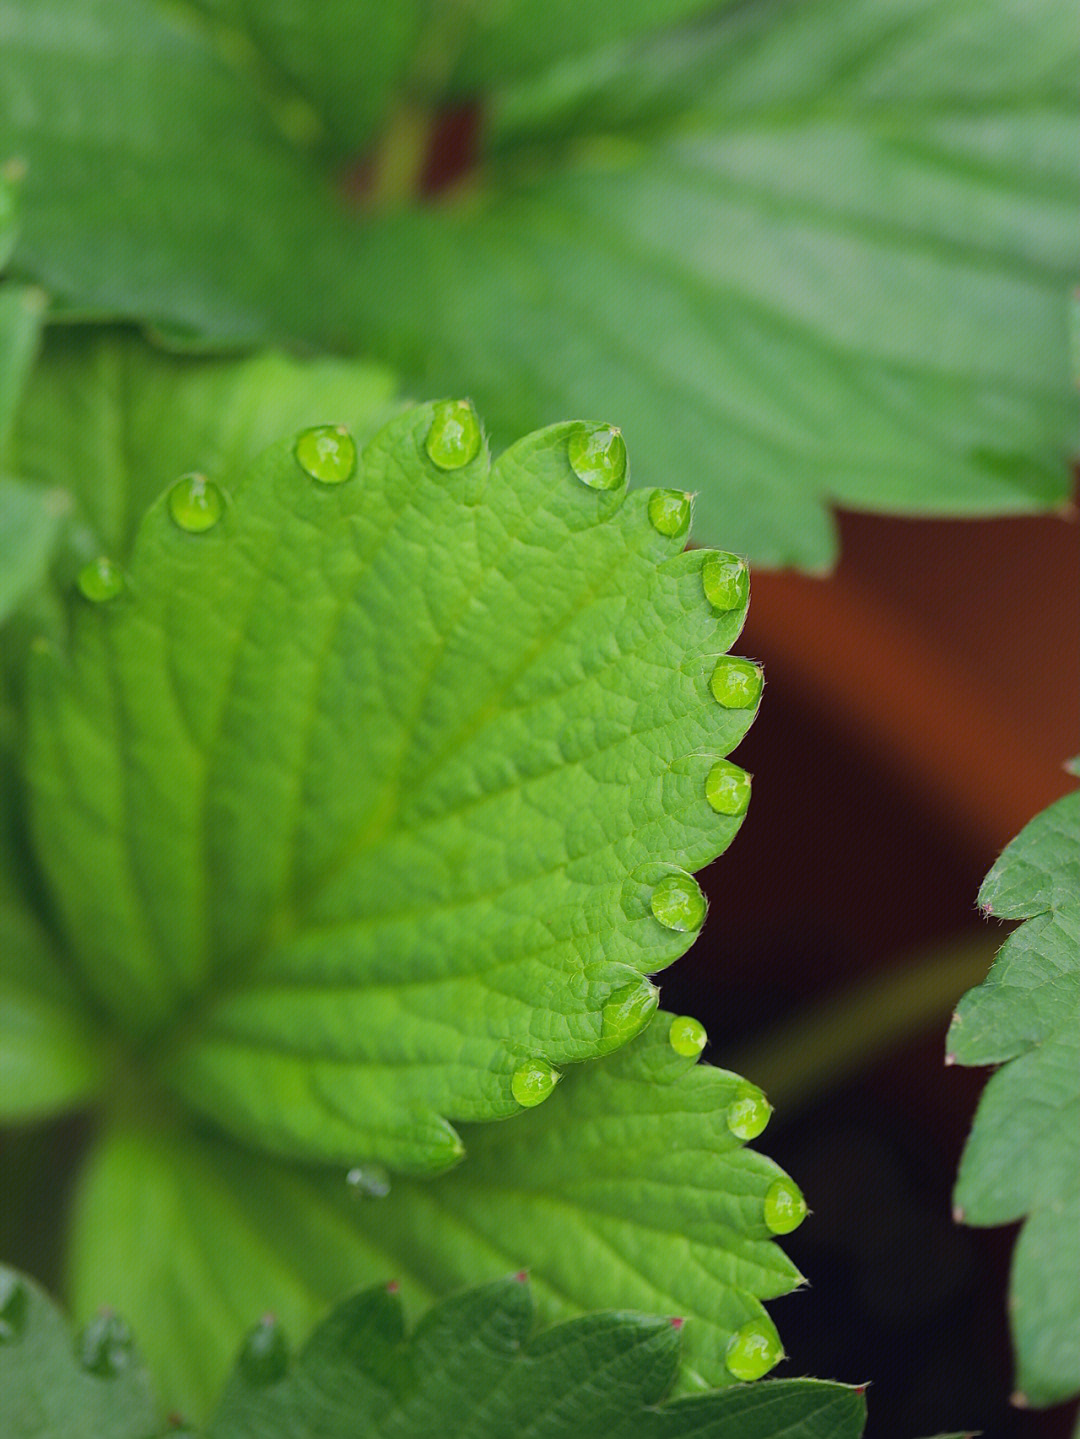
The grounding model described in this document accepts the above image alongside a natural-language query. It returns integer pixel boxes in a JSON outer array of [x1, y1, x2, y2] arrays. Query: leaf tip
[[1010, 1391, 1029, 1409], [952, 1204, 965, 1224]]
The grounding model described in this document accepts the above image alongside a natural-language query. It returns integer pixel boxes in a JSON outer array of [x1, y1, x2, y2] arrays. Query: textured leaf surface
[[28, 403, 757, 1172], [70, 1017, 802, 1416], [4, 0, 1075, 565], [948, 786, 1080, 1407], [207, 1277, 864, 1439], [0, 1269, 158, 1439]]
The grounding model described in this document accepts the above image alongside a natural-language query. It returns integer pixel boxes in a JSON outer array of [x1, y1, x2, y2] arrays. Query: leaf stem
[[725, 933, 999, 1113], [367, 102, 437, 211]]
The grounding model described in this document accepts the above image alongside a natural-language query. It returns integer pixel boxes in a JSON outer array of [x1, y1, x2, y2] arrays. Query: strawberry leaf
[[948, 783, 1080, 1407]]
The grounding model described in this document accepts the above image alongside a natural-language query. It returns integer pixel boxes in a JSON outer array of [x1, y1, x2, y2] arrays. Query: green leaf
[[0, 285, 58, 626], [0, 158, 21, 272], [352, 0, 1077, 564], [0, 861, 107, 1120], [206, 1276, 865, 1439], [186, 0, 424, 157], [948, 785, 1080, 1407], [4, 0, 1075, 566], [28, 402, 757, 1172], [0, 477, 69, 627], [0, 283, 44, 459], [0, 1269, 864, 1439], [0, 1268, 158, 1439], [1, 0, 339, 340], [70, 1019, 803, 1417], [10, 328, 398, 560]]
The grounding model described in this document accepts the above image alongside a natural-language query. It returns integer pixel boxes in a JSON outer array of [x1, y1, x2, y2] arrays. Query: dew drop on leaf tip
[[239, 1315, 288, 1386], [668, 1014, 707, 1058], [705, 759, 751, 816], [0, 1269, 28, 1343], [79, 1312, 133, 1377], [709, 658, 762, 710], [345, 1163, 391, 1198], [568, 422, 627, 490], [726, 1081, 771, 1141], [650, 872, 706, 932], [294, 424, 357, 484], [724, 1317, 782, 1381], [76, 557, 124, 602], [701, 552, 749, 612], [425, 399, 482, 470], [511, 1058, 561, 1108], [763, 1178, 807, 1235], [168, 473, 225, 533], [648, 488, 692, 537], [602, 978, 659, 1046]]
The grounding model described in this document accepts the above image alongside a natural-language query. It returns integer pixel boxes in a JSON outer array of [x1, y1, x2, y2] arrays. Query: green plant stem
[[366, 0, 477, 211], [367, 102, 437, 211], [725, 934, 1000, 1114]]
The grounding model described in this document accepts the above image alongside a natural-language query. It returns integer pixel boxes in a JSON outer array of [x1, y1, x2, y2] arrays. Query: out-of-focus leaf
[[3, 0, 1075, 566], [0, 1268, 158, 1439]]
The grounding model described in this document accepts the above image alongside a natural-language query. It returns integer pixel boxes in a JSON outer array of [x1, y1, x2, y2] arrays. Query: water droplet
[[79, 1313, 133, 1377], [709, 659, 762, 710], [705, 760, 751, 816], [650, 872, 706, 932], [568, 423, 627, 491], [726, 1081, 771, 1140], [0, 1269, 28, 1343], [76, 557, 124, 603], [602, 978, 659, 1047], [668, 1015, 707, 1058], [239, 1316, 288, 1386], [763, 1178, 807, 1235], [702, 552, 749, 612], [168, 474, 224, 533], [426, 400, 482, 470], [648, 489, 691, 538], [511, 1058, 560, 1108], [724, 1316, 782, 1381], [346, 1163, 391, 1199], [294, 424, 356, 485]]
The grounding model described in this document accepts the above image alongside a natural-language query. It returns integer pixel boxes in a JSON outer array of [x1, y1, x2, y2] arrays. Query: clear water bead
[[77, 557, 124, 602], [168, 474, 224, 533], [702, 552, 749, 612], [705, 760, 751, 816], [709, 659, 762, 709], [648, 489, 691, 538], [650, 872, 706, 932], [724, 1316, 782, 1380], [426, 400, 482, 470], [294, 425, 357, 484], [668, 1015, 708, 1058], [568, 424, 627, 490], [726, 1080, 772, 1140], [511, 1058, 560, 1108]]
